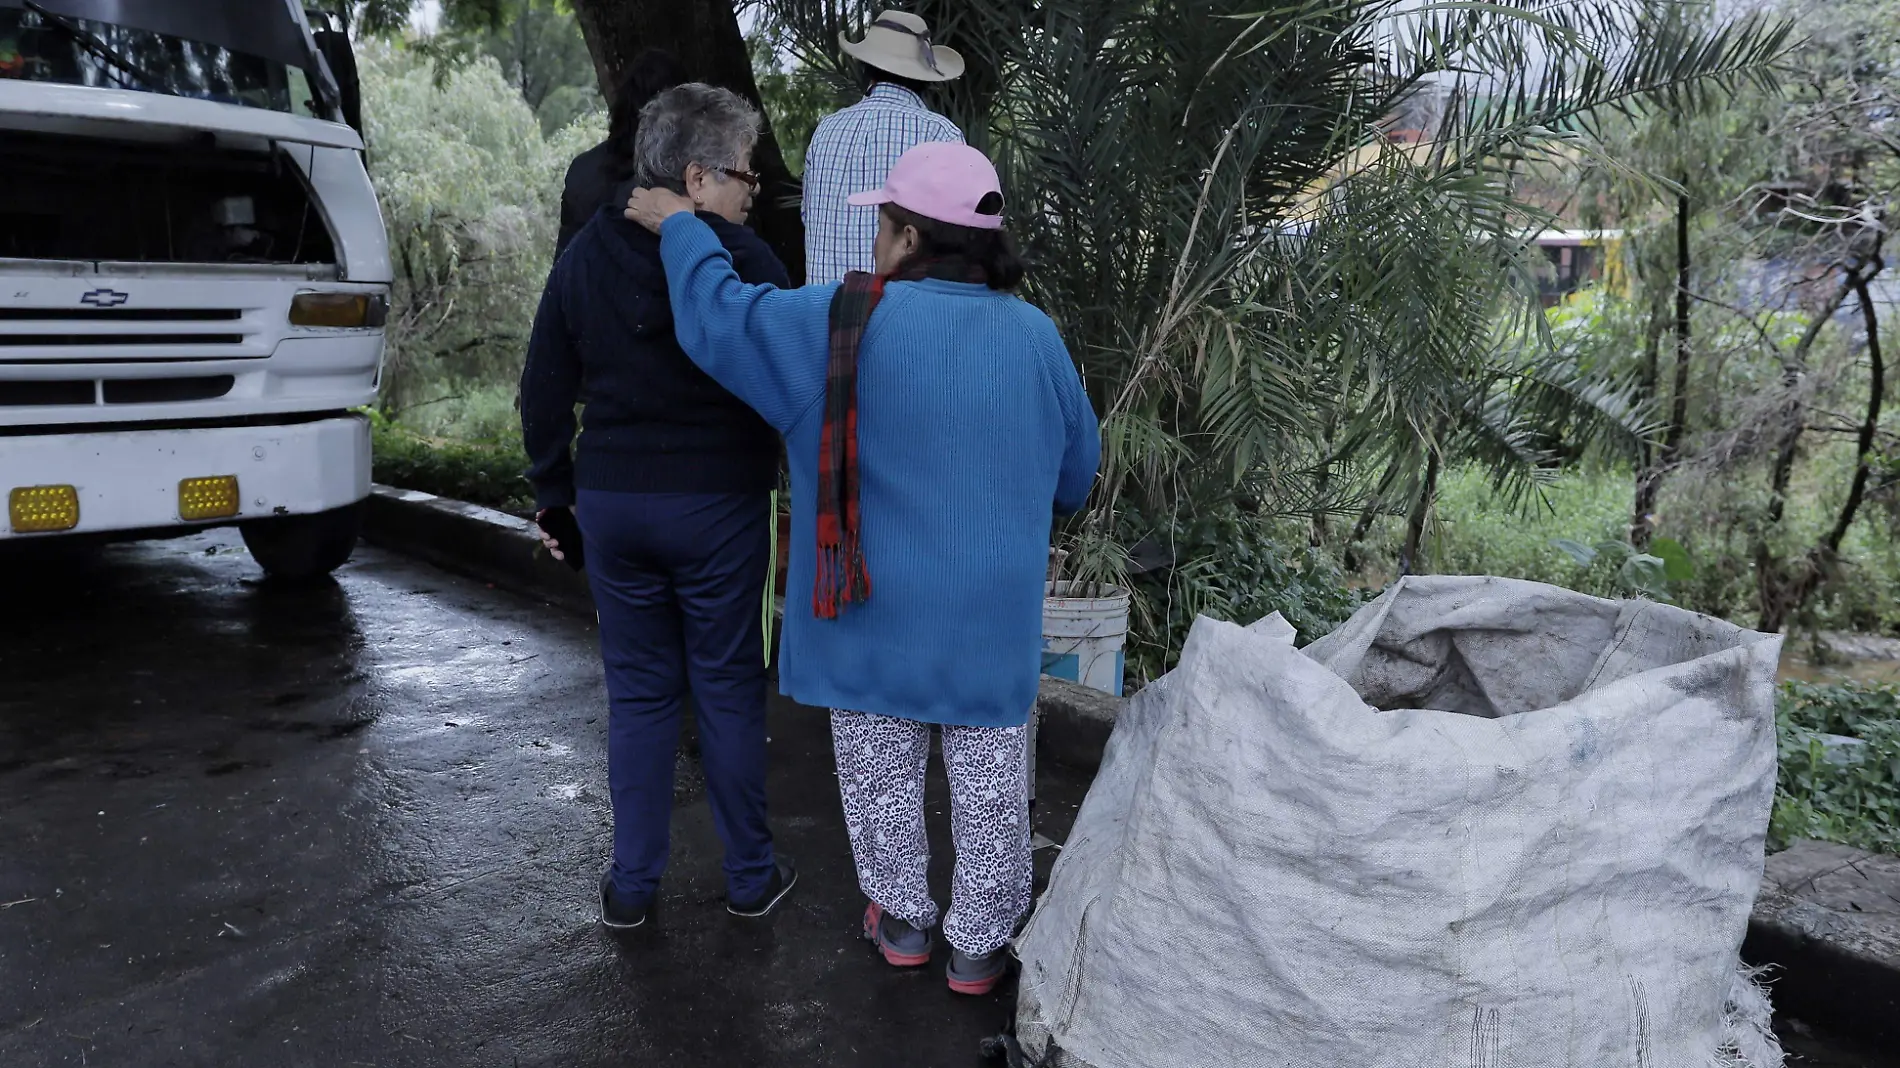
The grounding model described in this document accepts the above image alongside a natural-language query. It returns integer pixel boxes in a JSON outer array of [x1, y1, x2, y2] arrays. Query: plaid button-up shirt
[[801, 85, 964, 285]]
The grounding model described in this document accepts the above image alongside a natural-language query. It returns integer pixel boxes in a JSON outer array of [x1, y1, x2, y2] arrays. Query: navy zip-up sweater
[[520, 202, 791, 510]]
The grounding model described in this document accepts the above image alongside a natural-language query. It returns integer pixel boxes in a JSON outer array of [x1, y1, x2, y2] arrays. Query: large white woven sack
[[1016, 575, 1783, 1068]]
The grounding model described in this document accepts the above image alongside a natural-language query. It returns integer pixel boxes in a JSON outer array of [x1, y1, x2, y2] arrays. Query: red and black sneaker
[[862, 901, 934, 967], [947, 947, 1011, 996]]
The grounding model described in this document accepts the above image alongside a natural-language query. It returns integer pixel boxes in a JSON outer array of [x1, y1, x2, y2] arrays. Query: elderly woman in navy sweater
[[522, 84, 797, 931], [628, 137, 1100, 994]]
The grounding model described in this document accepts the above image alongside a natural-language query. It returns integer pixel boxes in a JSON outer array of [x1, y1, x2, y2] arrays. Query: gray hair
[[633, 83, 762, 189]]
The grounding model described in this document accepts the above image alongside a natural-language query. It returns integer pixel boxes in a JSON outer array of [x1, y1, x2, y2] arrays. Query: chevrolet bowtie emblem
[[80, 289, 130, 308]]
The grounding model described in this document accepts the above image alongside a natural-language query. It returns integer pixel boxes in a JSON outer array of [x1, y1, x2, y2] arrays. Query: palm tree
[[758, 0, 1788, 656]]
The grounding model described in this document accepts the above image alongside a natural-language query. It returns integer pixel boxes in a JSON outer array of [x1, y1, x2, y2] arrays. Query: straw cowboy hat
[[839, 11, 965, 83]]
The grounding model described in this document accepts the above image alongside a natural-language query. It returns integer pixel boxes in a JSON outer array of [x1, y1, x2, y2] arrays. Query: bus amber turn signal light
[[178, 476, 240, 521], [8, 485, 80, 533]]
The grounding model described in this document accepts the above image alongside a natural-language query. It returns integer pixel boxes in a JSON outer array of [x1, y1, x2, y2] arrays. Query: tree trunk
[[1757, 260, 1885, 633], [1343, 461, 1401, 573], [1824, 270, 1886, 557], [1667, 192, 1694, 458], [1631, 192, 1695, 550], [905, 0, 1028, 144], [1752, 266, 1864, 631], [756, 1, 1029, 144], [1398, 446, 1441, 577], [570, 0, 806, 282], [1341, 494, 1380, 574], [1310, 420, 1338, 548], [1629, 293, 1668, 545]]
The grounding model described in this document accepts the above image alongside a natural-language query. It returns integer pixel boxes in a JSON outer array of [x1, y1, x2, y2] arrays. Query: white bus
[[0, 0, 388, 579]]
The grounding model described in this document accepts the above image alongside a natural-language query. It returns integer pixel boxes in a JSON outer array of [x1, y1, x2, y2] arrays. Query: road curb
[[1743, 841, 1900, 1047], [363, 485, 1131, 774], [360, 484, 594, 615], [1034, 674, 1125, 772]]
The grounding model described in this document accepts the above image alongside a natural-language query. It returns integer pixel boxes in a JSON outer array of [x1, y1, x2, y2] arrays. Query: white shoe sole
[[728, 865, 799, 918], [600, 909, 647, 930]]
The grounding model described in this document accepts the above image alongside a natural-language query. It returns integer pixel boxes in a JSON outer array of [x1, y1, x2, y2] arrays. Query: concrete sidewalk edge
[[360, 484, 594, 615], [1743, 843, 1900, 1048], [1034, 674, 1124, 772]]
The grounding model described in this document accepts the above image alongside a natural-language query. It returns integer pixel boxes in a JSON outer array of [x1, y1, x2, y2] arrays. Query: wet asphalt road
[[1, 530, 1892, 1067], [0, 530, 1085, 1067]]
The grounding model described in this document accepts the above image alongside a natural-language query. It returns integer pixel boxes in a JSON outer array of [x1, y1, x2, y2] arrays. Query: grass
[[1371, 461, 1900, 630], [1424, 465, 1635, 594], [1353, 464, 1639, 600], [1773, 681, 1900, 855], [368, 408, 534, 516]]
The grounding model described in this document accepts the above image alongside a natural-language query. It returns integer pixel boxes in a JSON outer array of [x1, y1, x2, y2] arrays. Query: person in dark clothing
[[554, 49, 687, 261], [521, 83, 796, 928]]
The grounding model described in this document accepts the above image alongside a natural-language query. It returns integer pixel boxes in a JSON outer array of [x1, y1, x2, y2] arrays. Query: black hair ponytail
[[883, 196, 1026, 291]]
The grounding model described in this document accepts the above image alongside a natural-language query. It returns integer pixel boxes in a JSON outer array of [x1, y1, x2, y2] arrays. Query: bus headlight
[[290, 292, 388, 328]]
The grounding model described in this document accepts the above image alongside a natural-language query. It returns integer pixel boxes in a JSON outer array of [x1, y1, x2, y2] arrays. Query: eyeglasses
[[718, 167, 762, 190]]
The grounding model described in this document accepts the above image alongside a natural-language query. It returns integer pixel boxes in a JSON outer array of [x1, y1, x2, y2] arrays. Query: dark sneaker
[[599, 872, 650, 930], [862, 901, 934, 967], [727, 857, 798, 918], [947, 946, 1010, 995]]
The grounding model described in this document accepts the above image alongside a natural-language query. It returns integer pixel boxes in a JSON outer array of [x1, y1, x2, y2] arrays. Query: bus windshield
[[0, 9, 314, 116]]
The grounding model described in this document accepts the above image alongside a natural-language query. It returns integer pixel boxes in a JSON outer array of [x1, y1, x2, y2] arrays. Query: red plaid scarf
[[817, 260, 987, 619]]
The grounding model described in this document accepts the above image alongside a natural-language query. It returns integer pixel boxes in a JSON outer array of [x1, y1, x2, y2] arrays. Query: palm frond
[[753, 0, 1790, 600]]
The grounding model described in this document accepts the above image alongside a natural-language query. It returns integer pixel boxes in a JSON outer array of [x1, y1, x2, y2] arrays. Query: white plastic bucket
[[1042, 581, 1131, 696]]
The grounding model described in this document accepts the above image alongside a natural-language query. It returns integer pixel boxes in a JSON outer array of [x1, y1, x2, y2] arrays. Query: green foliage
[[361, 43, 599, 414], [747, 19, 844, 176], [1397, 456, 1900, 635], [1562, 0, 1900, 632], [431, 0, 603, 136], [758, 0, 1788, 675], [1550, 537, 1681, 600], [1781, 680, 1900, 737], [1121, 506, 1364, 684], [355, 39, 586, 516], [367, 409, 535, 515], [1773, 681, 1900, 854], [1367, 463, 1628, 591]]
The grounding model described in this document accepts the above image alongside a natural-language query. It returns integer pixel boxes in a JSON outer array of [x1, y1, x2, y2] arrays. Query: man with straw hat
[[802, 10, 965, 285]]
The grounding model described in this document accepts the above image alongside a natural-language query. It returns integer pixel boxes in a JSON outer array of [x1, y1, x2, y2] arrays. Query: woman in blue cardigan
[[628, 139, 1099, 995]]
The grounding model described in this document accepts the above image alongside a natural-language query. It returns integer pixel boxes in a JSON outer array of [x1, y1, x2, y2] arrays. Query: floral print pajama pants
[[829, 708, 1033, 956]]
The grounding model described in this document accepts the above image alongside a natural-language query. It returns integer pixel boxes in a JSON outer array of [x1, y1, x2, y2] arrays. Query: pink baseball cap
[[847, 142, 1005, 230]]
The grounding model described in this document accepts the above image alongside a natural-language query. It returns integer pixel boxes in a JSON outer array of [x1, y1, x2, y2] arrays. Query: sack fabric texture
[[1016, 575, 1785, 1068]]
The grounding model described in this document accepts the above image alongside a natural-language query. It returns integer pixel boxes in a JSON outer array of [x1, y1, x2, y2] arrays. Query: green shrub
[[1122, 506, 1365, 684], [361, 45, 598, 414], [1772, 681, 1900, 854], [368, 410, 534, 516], [394, 381, 525, 442], [1361, 464, 1635, 596]]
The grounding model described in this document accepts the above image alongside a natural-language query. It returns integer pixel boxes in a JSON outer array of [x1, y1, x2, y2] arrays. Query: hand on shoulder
[[625, 187, 697, 234]]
